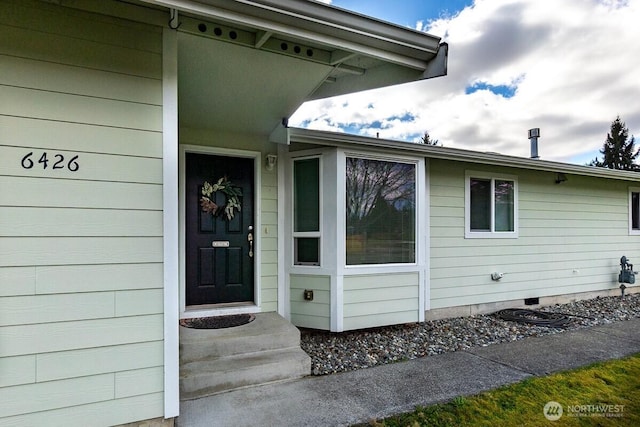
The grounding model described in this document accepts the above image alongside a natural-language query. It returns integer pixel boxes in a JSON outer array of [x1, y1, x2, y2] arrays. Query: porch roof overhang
[[136, 0, 447, 134], [290, 127, 640, 183]]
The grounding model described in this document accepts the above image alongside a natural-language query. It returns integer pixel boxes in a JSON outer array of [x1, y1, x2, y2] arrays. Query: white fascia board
[[138, 0, 440, 69], [253, 0, 440, 51], [290, 128, 640, 183]]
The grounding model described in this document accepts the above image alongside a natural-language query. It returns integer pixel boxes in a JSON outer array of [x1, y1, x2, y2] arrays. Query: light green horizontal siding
[[115, 367, 164, 399], [0, 4, 161, 78], [0, 237, 163, 267], [430, 241, 639, 261], [0, 85, 162, 131], [343, 272, 419, 331], [115, 289, 164, 317], [0, 208, 163, 237], [432, 276, 617, 301], [0, 267, 35, 297], [0, 177, 162, 210], [0, 0, 162, 53], [431, 258, 618, 279], [431, 235, 639, 251], [0, 314, 163, 358], [0, 1, 164, 425], [290, 274, 331, 330], [0, 146, 163, 184], [1, 393, 163, 427], [344, 285, 417, 304], [0, 55, 162, 105], [1, 116, 163, 158], [343, 311, 418, 331], [0, 293, 115, 326], [36, 263, 163, 294], [37, 341, 163, 382], [0, 374, 114, 418], [261, 167, 279, 312], [0, 356, 35, 388], [429, 159, 640, 310]]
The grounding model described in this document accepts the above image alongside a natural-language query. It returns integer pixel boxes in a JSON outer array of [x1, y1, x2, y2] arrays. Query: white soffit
[[139, 0, 447, 100], [177, 31, 332, 133]]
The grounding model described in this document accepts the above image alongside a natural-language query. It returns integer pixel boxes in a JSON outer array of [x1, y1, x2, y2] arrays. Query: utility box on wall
[[619, 256, 636, 284]]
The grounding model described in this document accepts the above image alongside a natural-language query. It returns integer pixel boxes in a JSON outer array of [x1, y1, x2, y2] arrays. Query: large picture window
[[346, 157, 416, 265], [465, 172, 518, 238]]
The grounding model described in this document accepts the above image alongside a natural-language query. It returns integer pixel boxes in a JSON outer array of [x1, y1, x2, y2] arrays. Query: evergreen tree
[[420, 131, 440, 146], [590, 116, 638, 170]]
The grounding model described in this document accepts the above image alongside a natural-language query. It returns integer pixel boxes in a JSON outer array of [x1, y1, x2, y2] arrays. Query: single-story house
[[1, 0, 638, 426]]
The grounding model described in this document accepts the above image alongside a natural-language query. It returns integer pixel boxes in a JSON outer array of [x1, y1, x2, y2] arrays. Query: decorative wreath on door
[[200, 176, 242, 220]]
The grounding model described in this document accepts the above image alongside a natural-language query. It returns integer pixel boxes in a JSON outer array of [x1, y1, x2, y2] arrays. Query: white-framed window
[[465, 171, 518, 238], [293, 156, 321, 265], [629, 187, 640, 235], [345, 156, 417, 265]]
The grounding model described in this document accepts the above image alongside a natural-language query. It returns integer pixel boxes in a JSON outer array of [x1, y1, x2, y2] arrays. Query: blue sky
[[329, 0, 472, 28], [294, 0, 640, 165]]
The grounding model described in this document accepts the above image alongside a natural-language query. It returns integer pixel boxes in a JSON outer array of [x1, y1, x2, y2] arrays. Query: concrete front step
[[180, 347, 311, 400], [180, 312, 302, 363], [179, 312, 311, 400]]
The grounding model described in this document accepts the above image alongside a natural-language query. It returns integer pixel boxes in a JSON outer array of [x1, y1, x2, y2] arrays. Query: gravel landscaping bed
[[300, 293, 640, 376]]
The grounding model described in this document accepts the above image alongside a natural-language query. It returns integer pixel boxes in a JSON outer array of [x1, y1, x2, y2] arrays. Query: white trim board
[[162, 27, 180, 419]]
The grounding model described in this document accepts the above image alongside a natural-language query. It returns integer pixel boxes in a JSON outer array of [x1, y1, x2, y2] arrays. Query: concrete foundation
[[116, 417, 175, 427]]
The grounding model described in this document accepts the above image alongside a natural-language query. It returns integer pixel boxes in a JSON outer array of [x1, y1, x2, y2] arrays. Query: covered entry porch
[[157, 0, 447, 405]]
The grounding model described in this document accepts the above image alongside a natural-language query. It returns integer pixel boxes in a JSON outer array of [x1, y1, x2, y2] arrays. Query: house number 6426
[[21, 152, 79, 172]]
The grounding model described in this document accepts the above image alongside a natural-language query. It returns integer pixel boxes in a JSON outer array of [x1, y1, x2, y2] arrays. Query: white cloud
[[291, 0, 640, 164]]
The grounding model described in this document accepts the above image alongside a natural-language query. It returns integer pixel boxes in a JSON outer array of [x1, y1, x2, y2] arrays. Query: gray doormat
[[180, 314, 255, 329]]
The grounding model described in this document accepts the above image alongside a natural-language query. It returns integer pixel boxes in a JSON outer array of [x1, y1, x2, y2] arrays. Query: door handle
[[247, 226, 254, 258]]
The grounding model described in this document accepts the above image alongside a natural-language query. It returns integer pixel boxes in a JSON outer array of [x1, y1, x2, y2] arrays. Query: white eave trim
[[290, 128, 640, 183], [138, 0, 441, 69], [235, 0, 441, 53]]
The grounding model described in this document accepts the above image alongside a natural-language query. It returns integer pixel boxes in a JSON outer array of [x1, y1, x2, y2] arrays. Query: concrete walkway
[[177, 318, 640, 427]]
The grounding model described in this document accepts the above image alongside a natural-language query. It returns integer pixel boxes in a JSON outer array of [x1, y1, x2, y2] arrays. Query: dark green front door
[[185, 152, 254, 306]]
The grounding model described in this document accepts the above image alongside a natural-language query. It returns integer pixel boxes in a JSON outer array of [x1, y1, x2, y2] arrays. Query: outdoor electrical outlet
[[304, 289, 314, 301]]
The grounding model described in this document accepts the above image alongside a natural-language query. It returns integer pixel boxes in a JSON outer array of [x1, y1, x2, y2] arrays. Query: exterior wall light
[[265, 154, 277, 171], [555, 173, 568, 184]]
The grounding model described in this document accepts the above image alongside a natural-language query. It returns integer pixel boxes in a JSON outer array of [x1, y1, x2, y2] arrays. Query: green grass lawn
[[361, 353, 640, 427]]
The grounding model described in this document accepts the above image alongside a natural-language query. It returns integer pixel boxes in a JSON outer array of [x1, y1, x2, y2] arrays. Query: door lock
[[248, 226, 254, 258]]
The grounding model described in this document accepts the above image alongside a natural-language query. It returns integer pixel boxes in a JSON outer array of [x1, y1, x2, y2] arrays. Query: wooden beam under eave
[[255, 30, 273, 48], [335, 63, 365, 75], [330, 50, 358, 65]]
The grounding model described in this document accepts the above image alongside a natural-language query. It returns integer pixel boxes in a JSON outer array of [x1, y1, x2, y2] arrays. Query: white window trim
[[465, 170, 519, 239], [629, 186, 640, 235], [292, 155, 323, 266], [342, 151, 423, 269]]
